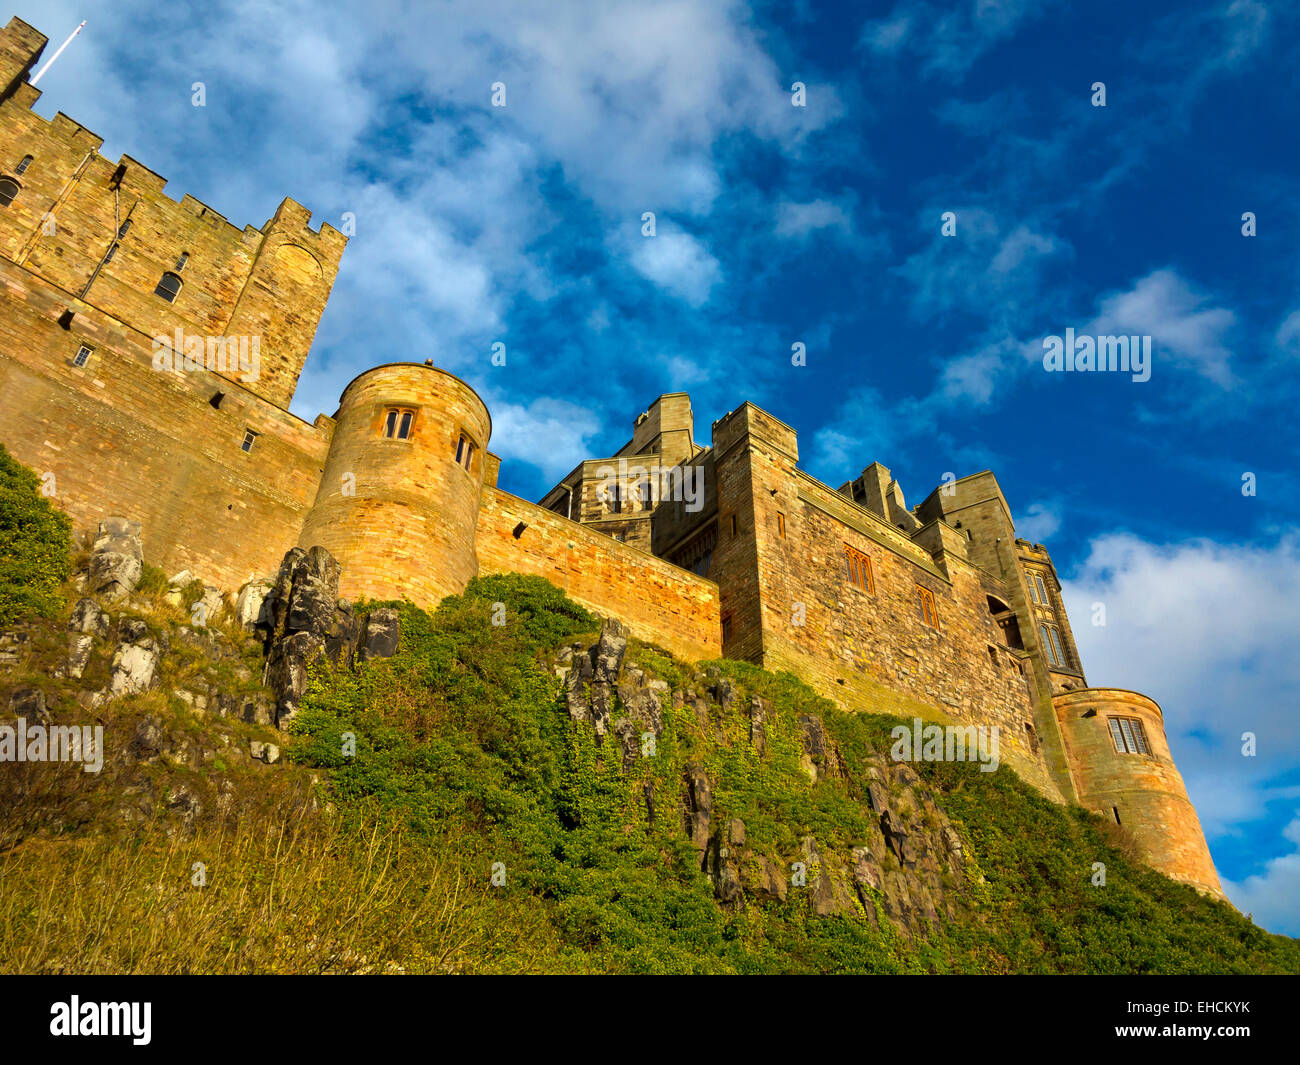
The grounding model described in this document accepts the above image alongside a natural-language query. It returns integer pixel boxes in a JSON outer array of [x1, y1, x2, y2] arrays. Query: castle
[[0, 17, 1223, 898]]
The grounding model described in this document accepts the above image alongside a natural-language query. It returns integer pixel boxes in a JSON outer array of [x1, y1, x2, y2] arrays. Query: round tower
[[298, 362, 491, 607], [1053, 688, 1223, 898]]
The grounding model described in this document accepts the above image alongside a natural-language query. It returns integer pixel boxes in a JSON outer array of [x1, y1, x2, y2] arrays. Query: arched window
[[0, 178, 19, 207], [174, 251, 189, 271], [14, 155, 32, 175], [154, 271, 183, 302], [383, 407, 415, 439]]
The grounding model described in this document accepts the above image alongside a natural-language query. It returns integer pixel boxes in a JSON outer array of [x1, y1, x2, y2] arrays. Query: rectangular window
[[777, 512, 786, 538], [72, 344, 92, 368], [1108, 716, 1151, 756], [240, 429, 257, 453], [1035, 574, 1050, 606], [384, 408, 414, 439], [916, 586, 938, 627], [844, 545, 874, 593], [722, 616, 733, 642], [730, 514, 738, 537]]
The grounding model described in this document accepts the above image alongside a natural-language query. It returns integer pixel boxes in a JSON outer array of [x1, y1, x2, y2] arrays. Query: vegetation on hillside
[[0, 452, 1295, 973], [0, 443, 71, 628]]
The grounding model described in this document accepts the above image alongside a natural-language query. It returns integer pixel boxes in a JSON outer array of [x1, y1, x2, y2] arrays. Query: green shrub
[[0, 444, 72, 627]]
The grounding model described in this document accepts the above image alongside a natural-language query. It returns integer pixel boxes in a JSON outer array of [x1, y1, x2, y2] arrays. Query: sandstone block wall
[[476, 486, 721, 662], [0, 255, 330, 590]]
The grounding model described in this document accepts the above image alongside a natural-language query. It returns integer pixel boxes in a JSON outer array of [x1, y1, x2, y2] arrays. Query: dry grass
[[0, 806, 532, 974]]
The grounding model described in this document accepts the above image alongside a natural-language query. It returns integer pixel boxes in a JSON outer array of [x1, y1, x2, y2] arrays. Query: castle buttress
[[0, 16, 1223, 900]]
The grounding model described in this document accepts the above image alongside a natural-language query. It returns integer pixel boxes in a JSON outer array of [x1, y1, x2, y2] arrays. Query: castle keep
[[0, 17, 1223, 898]]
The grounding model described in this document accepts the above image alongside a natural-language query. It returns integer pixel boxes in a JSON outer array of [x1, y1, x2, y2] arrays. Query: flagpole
[[30, 20, 86, 87]]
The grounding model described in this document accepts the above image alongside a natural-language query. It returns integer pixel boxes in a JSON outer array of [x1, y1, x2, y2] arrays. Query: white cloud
[[860, 0, 1043, 79], [1086, 269, 1237, 386], [482, 394, 606, 483], [1017, 501, 1062, 542], [775, 199, 853, 239], [1221, 815, 1300, 936], [626, 228, 722, 307]]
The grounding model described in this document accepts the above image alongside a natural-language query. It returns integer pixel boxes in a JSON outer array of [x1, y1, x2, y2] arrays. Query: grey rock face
[[358, 607, 400, 663], [106, 621, 161, 698], [9, 687, 49, 724], [68, 598, 110, 637], [88, 517, 144, 602], [234, 578, 274, 631], [64, 632, 94, 679], [260, 546, 357, 727]]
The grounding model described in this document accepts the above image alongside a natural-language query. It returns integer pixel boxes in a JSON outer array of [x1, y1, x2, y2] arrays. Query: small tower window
[[240, 429, 258, 453], [174, 251, 189, 271], [117, 219, 132, 238], [103, 243, 117, 263], [72, 344, 93, 368], [0, 178, 19, 207], [14, 155, 32, 175], [1107, 716, 1151, 756], [383, 407, 415, 439], [154, 271, 183, 302], [454, 432, 476, 471], [777, 511, 786, 537]]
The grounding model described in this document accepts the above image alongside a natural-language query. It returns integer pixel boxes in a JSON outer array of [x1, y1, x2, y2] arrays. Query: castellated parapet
[[0, 14, 1224, 901]]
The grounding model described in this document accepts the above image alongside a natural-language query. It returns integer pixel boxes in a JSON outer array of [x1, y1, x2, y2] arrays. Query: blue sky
[[19, 0, 1300, 935]]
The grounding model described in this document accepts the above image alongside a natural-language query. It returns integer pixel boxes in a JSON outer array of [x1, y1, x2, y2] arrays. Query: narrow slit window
[[14, 155, 32, 175], [117, 219, 132, 238], [174, 251, 189, 271], [730, 514, 738, 537], [1035, 574, 1050, 605], [777, 512, 786, 538], [454, 432, 476, 471], [916, 585, 939, 627]]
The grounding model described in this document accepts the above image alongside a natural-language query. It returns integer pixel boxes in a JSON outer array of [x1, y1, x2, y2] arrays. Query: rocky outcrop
[[106, 618, 162, 699], [259, 546, 400, 727], [552, 623, 970, 935], [87, 517, 143, 602]]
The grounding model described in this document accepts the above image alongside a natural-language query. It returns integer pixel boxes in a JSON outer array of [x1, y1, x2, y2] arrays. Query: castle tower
[[221, 198, 346, 410], [1053, 689, 1224, 898], [298, 362, 492, 606]]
